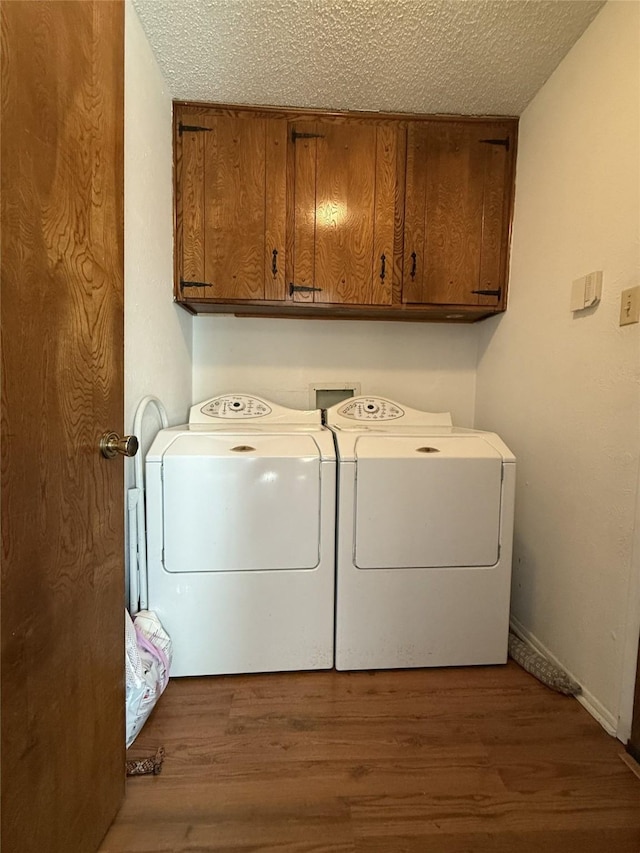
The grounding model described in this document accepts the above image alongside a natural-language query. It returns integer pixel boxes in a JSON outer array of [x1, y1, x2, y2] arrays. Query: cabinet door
[[176, 110, 287, 301], [403, 121, 514, 307], [290, 119, 398, 305]]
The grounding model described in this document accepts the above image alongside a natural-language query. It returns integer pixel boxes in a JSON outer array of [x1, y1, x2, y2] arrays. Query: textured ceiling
[[132, 0, 605, 116]]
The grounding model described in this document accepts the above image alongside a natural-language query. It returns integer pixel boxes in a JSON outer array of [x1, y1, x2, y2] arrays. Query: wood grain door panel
[[403, 120, 514, 308], [292, 119, 398, 306], [477, 125, 513, 309], [176, 115, 207, 298], [403, 123, 428, 303], [315, 122, 376, 304], [177, 110, 288, 302], [290, 121, 318, 304], [264, 118, 288, 300], [204, 115, 267, 299], [1, 2, 125, 851], [424, 122, 485, 304], [371, 124, 397, 306]]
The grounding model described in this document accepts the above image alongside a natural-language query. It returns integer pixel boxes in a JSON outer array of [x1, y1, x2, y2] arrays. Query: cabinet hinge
[[289, 283, 323, 296], [180, 280, 214, 290], [291, 130, 325, 142], [471, 287, 502, 300], [479, 137, 510, 151], [178, 122, 212, 136]]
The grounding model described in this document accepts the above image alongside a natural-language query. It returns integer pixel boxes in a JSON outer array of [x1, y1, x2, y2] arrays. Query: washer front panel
[[162, 434, 321, 573]]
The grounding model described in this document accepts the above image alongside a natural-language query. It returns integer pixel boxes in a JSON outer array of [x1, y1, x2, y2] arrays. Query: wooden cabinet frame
[[174, 101, 518, 323]]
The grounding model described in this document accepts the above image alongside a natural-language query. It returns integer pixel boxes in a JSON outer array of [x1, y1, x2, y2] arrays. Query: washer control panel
[[337, 397, 404, 421], [199, 394, 272, 419]]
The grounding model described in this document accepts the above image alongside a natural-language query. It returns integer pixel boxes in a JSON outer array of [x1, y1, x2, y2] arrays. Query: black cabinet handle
[[272, 249, 278, 278], [410, 251, 417, 280], [380, 254, 386, 281], [471, 287, 502, 299]]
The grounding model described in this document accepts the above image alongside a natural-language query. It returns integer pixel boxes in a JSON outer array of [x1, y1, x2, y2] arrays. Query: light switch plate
[[620, 286, 640, 326]]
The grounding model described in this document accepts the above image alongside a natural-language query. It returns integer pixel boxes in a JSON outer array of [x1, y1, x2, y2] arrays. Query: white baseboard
[[509, 615, 618, 737]]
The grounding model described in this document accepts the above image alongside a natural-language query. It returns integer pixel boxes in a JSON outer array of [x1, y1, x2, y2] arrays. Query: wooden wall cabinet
[[402, 120, 515, 311], [174, 103, 517, 322], [176, 109, 287, 301]]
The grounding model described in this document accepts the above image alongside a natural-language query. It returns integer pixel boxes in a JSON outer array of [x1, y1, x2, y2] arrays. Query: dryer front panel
[[354, 436, 503, 569], [161, 434, 321, 572]]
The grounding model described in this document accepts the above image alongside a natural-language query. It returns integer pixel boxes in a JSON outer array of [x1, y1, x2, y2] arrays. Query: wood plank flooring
[[100, 663, 640, 852]]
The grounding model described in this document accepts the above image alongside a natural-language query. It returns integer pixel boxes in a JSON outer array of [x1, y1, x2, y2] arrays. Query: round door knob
[[99, 432, 139, 459]]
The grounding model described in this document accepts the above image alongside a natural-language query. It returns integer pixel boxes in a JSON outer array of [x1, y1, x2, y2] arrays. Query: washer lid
[[354, 435, 503, 569]]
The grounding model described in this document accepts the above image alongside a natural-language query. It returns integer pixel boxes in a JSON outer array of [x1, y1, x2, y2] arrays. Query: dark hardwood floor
[[100, 662, 640, 852]]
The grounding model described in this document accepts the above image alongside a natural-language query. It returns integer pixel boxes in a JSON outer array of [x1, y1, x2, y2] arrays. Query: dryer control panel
[[198, 394, 272, 420], [337, 397, 404, 421], [189, 394, 323, 426], [326, 396, 453, 429]]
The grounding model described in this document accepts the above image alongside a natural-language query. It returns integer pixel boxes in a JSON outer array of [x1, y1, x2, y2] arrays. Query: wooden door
[[290, 119, 398, 305], [403, 121, 514, 307], [176, 109, 287, 301], [1, 2, 125, 851]]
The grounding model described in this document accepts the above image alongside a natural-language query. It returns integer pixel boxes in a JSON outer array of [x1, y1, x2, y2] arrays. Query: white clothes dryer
[[326, 396, 516, 671], [144, 394, 336, 676]]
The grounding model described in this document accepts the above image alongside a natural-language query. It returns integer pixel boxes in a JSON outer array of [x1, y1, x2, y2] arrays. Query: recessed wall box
[[310, 383, 360, 410], [571, 271, 602, 311]]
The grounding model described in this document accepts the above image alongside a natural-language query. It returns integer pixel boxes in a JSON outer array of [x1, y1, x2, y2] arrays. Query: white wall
[[193, 316, 480, 425], [124, 2, 193, 602], [124, 1, 192, 451], [475, 1, 640, 736]]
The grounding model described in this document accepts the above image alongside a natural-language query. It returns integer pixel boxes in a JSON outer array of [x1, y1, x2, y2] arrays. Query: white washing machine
[[326, 396, 516, 671], [144, 394, 336, 676]]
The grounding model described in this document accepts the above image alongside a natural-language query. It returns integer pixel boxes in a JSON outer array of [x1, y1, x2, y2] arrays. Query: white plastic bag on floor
[[134, 610, 172, 670], [125, 609, 172, 747]]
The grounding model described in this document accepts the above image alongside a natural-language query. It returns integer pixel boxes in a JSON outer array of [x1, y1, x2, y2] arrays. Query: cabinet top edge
[[173, 100, 519, 125]]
